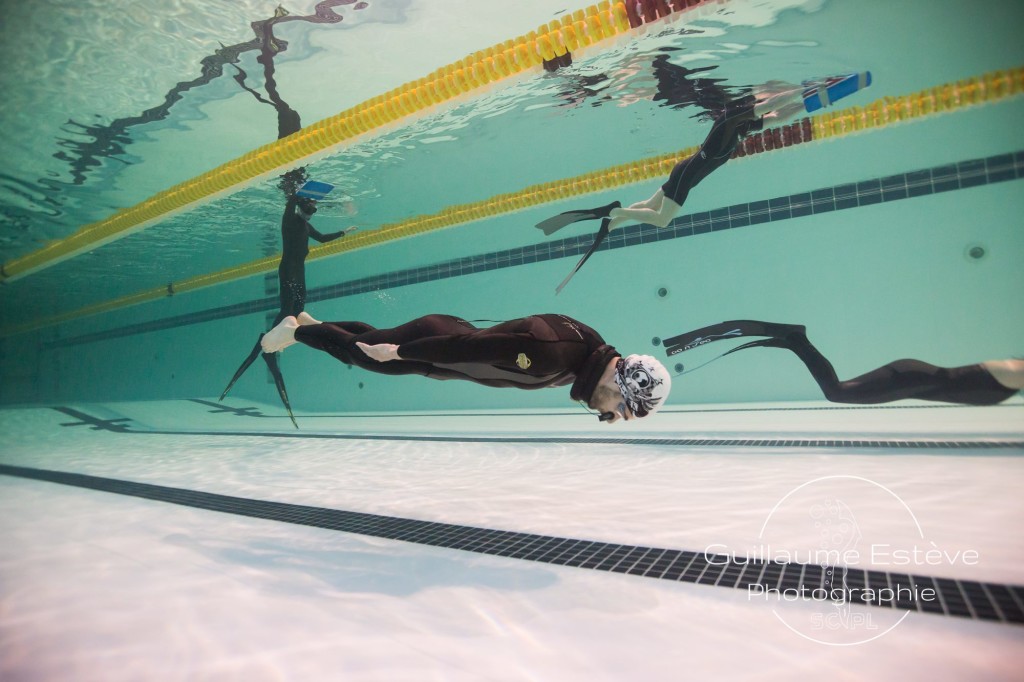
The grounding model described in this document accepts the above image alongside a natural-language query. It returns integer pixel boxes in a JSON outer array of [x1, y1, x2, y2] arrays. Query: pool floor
[[1, 399, 1022, 680]]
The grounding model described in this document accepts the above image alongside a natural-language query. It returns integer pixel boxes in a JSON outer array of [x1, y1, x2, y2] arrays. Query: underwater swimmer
[[260, 311, 672, 423], [539, 57, 872, 292], [276, 194, 358, 318]]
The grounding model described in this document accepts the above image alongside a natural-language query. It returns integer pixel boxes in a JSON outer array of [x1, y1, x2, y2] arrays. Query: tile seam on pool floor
[[2, 462, 1022, 627], [41, 150, 1024, 348]]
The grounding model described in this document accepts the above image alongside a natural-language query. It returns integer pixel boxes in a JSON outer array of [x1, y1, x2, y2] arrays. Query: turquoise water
[[1, 4, 1024, 677], [0, 0, 1022, 411]]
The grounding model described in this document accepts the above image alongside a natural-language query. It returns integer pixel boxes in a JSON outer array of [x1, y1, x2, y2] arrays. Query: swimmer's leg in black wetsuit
[[608, 99, 759, 230], [294, 315, 478, 378], [277, 263, 306, 321], [660, 101, 758, 206], [752, 331, 1018, 406], [536, 98, 759, 237]]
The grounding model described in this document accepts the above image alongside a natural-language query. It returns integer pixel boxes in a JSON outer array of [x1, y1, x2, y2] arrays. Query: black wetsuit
[[276, 197, 347, 323], [660, 102, 754, 205], [778, 332, 1017, 406], [649, 55, 758, 205], [294, 314, 620, 400]]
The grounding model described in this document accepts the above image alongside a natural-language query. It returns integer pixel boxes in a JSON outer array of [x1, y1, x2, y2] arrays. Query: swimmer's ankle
[[261, 316, 300, 353], [297, 311, 321, 326]]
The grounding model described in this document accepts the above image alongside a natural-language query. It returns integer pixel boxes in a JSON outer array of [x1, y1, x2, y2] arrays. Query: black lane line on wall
[[2, 462, 1022, 626], [50, 405, 1024, 449], [42, 151, 1024, 349]]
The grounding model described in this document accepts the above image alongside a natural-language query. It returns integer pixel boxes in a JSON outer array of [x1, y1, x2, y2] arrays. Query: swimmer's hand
[[342, 226, 360, 236], [356, 342, 400, 362]]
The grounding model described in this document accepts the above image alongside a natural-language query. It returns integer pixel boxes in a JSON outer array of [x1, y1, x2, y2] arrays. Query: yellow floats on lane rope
[[2, 66, 1021, 339], [0, 0, 666, 284]]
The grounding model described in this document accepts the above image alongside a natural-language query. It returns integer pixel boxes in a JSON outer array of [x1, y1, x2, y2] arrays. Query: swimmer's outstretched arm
[[309, 224, 359, 243]]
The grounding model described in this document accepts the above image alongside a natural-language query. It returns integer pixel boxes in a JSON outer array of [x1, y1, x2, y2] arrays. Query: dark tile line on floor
[[2, 463, 1021, 626]]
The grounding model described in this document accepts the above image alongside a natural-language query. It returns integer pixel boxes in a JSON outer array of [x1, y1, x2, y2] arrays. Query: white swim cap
[[614, 354, 672, 418]]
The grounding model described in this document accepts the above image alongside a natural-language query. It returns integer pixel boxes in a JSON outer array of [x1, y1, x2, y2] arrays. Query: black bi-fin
[[535, 201, 620, 236], [662, 320, 805, 356], [555, 218, 611, 295], [220, 336, 263, 401], [262, 351, 298, 429], [220, 333, 299, 429]]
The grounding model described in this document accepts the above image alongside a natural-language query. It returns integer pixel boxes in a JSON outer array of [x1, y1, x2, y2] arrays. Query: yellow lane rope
[[1, 0, 684, 284], [2, 66, 1020, 339]]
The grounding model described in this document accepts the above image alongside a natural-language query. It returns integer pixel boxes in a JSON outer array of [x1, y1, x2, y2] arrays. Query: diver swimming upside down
[[538, 59, 873, 293]]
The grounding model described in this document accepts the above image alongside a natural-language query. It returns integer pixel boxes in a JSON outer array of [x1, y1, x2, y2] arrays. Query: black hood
[[569, 344, 620, 404]]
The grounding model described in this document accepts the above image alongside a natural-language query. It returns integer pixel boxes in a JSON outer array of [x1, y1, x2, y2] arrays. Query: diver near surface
[[258, 311, 673, 424], [218, 177, 358, 426], [275, 190, 358, 320], [538, 55, 873, 292], [662, 320, 1024, 406], [217, 7, 363, 427]]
